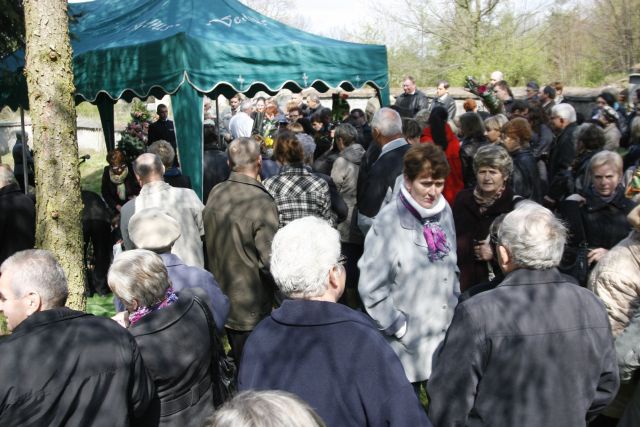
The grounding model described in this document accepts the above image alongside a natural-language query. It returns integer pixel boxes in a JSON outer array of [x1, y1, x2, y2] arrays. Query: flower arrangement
[[332, 92, 350, 123], [464, 76, 502, 115], [118, 100, 151, 163]]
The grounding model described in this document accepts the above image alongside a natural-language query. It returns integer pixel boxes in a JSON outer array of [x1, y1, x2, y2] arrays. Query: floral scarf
[[109, 166, 129, 202], [399, 184, 450, 262], [473, 184, 505, 214], [128, 286, 178, 326]]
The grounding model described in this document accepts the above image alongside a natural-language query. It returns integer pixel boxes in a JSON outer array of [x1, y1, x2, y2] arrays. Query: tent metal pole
[[215, 96, 222, 147], [19, 107, 28, 194]]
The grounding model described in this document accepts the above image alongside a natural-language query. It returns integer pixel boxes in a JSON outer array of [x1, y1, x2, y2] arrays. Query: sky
[[286, 0, 373, 36]]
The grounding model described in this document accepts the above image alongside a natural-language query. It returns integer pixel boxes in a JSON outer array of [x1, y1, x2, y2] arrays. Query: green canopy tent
[[0, 0, 390, 198]]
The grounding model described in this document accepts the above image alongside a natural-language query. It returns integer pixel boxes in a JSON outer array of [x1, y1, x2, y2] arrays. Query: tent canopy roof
[[1, 0, 389, 108]]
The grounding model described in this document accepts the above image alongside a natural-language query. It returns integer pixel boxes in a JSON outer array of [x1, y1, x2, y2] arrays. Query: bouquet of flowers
[[130, 100, 152, 123], [118, 100, 151, 163], [464, 76, 502, 115], [331, 92, 350, 123]]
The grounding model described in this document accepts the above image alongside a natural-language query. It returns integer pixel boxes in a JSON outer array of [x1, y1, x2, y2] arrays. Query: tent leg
[[96, 97, 116, 152], [215, 97, 222, 147], [173, 83, 204, 200], [19, 107, 28, 194]]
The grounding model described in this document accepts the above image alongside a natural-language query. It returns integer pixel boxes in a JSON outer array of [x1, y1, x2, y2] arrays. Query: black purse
[[193, 295, 237, 408], [558, 202, 590, 286], [559, 243, 590, 285]]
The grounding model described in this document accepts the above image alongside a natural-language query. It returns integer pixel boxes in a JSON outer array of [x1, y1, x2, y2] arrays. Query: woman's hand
[[587, 248, 608, 265], [565, 193, 586, 204], [474, 239, 493, 261]]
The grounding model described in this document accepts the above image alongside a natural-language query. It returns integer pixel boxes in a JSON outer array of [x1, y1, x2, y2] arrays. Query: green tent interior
[[0, 0, 390, 198]]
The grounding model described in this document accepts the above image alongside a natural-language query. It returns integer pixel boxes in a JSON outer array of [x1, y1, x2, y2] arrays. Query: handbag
[[193, 295, 237, 408], [559, 243, 590, 285], [558, 202, 590, 285]]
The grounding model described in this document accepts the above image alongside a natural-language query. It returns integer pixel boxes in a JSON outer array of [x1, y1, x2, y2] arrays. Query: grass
[[87, 295, 117, 318]]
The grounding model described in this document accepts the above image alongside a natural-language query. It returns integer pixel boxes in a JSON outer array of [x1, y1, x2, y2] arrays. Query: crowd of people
[[2, 71, 640, 426]]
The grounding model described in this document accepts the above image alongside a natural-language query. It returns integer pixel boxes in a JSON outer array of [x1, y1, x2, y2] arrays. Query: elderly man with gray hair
[[238, 216, 431, 426], [229, 100, 255, 138], [0, 249, 154, 424], [120, 152, 205, 267], [356, 107, 411, 234], [428, 201, 619, 427], [545, 103, 578, 206], [204, 137, 279, 367]]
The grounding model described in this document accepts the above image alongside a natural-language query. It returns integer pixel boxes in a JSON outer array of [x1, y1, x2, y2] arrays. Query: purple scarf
[[399, 191, 451, 261], [129, 286, 178, 326]]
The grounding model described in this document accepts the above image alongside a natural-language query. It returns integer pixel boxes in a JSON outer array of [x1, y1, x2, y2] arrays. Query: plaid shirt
[[264, 165, 334, 228]]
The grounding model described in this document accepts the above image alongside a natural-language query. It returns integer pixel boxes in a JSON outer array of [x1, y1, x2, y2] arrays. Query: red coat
[[420, 125, 463, 204]]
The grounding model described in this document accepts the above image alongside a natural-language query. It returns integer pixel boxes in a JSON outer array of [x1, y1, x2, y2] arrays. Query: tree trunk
[[23, 0, 86, 311]]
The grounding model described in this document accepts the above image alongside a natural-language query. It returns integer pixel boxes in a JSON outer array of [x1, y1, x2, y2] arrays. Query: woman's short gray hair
[[473, 144, 513, 178], [207, 390, 325, 427], [589, 150, 623, 175], [108, 249, 170, 308], [147, 140, 175, 169], [334, 123, 358, 146], [270, 216, 341, 299], [498, 201, 567, 269], [484, 114, 508, 131]]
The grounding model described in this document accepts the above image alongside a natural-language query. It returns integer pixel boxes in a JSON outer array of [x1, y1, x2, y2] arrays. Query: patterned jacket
[[263, 164, 334, 228]]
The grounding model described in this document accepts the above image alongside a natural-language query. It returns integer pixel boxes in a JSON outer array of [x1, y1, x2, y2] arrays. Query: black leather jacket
[[510, 147, 543, 202]]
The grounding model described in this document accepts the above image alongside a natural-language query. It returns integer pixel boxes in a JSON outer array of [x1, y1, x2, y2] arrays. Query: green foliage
[[0, 0, 25, 58]]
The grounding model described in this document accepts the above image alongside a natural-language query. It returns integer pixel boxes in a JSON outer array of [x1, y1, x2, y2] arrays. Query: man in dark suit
[[148, 104, 178, 166]]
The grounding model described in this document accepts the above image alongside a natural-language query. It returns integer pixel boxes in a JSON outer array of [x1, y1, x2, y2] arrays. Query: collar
[[271, 299, 376, 328], [160, 252, 183, 267], [11, 307, 88, 337], [0, 183, 23, 196], [279, 164, 309, 175], [399, 180, 446, 218], [498, 267, 570, 288], [438, 93, 449, 101], [380, 137, 409, 157], [140, 180, 170, 194], [129, 290, 195, 336], [227, 171, 272, 195]]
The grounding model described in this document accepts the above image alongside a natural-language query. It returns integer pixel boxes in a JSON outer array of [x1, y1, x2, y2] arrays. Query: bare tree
[[23, 0, 85, 310]]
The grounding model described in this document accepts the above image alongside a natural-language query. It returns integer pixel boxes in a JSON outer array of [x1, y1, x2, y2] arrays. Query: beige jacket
[[589, 230, 640, 336]]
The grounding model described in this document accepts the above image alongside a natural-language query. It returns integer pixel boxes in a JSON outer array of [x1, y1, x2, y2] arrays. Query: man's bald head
[[133, 153, 165, 185]]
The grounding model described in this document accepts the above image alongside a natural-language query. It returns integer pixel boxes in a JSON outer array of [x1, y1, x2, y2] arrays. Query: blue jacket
[[238, 299, 431, 427]]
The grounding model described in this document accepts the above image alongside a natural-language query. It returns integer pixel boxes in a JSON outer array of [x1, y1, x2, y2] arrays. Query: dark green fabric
[[172, 83, 204, 198], [0, 0, 389, 199]]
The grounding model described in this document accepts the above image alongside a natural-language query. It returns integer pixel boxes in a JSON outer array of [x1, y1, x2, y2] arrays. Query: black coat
[[510, 147, 543, 202], [0, 308, 155, 426], [428, 268, 619, 427], [0, 183, 35, 265], [356, 141, 410, 218], [394, 90, 430, 118], [453, 187, 517, 292], [547, 122, 577, 201], [148, 119, 176, 147], [130, 288, 215, 427], [459, 136, 489, 188], [202, 148, 230, 199], [559, 186, 635, 250], [101, 166, 141, 213]]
